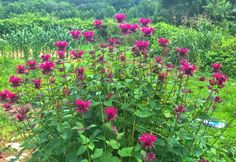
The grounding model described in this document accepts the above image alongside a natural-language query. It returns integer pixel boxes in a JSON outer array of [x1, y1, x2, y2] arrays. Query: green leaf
[[77, 145, 86, 156], [156, 139, 165, 146], [135, 110, 152, 118], [88, 142, 95, 151], [79, 135, 90, 144], [91, 148, 104, 159], [118, 147, 134, 157], [106, 140, 120, 149], [104, 100, 113, 107]]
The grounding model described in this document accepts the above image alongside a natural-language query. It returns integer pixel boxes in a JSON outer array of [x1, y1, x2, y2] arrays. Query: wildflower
[[139, 18, 152, 26], [212, 73, 228, 87], [107, 73, 113, 79], [41, 54, 51, 62], [175, 104, 186, 113], [33, 79, 42, 89], [9, 76, 22, 88], [104, 107, 117, 121], [214, 96, 222, 103], [7, 91, 18, 102], [69, 30, 81, 39], [139, 133, 157, 149], [93, 19, 103, 28], [212, 63, 222, 73], [158, 38, 170, 47], [16, 64, 26, 74], [118, 23, 132, 35], [135, 40, 149, 51], [199, 76, 206, 81], [180, 60, 197, 76], [120, 55, 126, 62], [176, 47, 189, 57], [39, 61, 54, 75], [141, 27, 154, 37], [57, 50, 65, 59], [54, 41, 68, 50], [2, 102, 12, 110], [0, 90, 10, 101], [77, 67, 85, 80], [98, 55, 104, 63], [199, 158, 208, 162], [114, 13, 126, 23], [75, 99, 91, 113], [70, 50, 84, 59], [27, 60, 37, 70], [16, 114, 24, 121], [145, 152, 156, 162], [130, 23, 139, 32], [108, 38, 120, 46], [83, 31, 94, 42], [155, 56, 162, 64], [158, 72, 167, 82]]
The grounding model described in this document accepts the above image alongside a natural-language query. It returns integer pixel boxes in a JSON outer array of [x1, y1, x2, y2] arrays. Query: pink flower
[[118, 23, 132, 35], [139, 18, 152, 26], [57, 50, 65, 59], [75, 99, 91, 113], [175, 104, 186, 113], [39, 61, 54, 75], [70, 50, 84, 59], [180, 60, 197, 76], [114, 13, 126, 23], [0, 90, 10, 101], [135, 40, 149, 51], [155, 56, 162, 64], [214, 96, 222, 103], [158, 38, 170, 47], [16, 64, 26, 74], [141, 27, 154, 37], [69, 30, 81, 39], [54, 41, 68, 50], [7, 91, 18, 102], [130, 23, 139, 32], [93, 19, 103, 28], [108, 38, 120, 46], [212, 73, 228, 87], [212, 63, 222, 73], [158, 72, 167, 82], [104, 107, 117, 121], [176, 47, 189, 57], [2, 102, 12, 110], [33, 79, 42, 89], [83, 31, 94, 42], [120, 55, 126, 62], [77, 67, 85, 80], [41, 54, 51, 62], [16, 114, 24, 121], [9, 76, 22, 88], [199, 158, 208, 162], [139, 133, 157, 149], [27, 60, 37, 70], [145, 152, 156, 162]]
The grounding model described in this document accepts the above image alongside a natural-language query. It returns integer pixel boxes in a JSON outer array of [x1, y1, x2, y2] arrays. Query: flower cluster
[[54, 41, 68, 50], [75, 99, 91, 113], [135, 40, 149, 51], [139, 18, 152, 26], [141, 27, 154, 37], [104, 107, 117, 121], [158, 38, 170, 47], [71, 50, 84, 59], [83, 31, 94, 42], [93, 19, 103, 28], [77, 67, 85, 80], [69, 30, 81, 39], [39, 61, 54, 75], [114, 13, 126, 23], [139, 133, 157, 148], [9, 76, 22, 88]]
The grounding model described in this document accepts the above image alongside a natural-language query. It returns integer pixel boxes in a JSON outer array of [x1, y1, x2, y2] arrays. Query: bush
[[0, 17, 230, 162]]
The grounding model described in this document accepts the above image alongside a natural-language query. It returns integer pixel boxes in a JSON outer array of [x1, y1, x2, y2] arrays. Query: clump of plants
[[0, 13, 229, 162]]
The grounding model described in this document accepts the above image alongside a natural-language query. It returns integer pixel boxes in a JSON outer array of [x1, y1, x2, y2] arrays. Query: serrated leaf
[[91, 148, 103, 159], [118, 147, 134, 157], [77, 145, 86, 156]]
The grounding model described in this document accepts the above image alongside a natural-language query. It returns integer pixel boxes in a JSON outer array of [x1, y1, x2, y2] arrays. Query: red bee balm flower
[[27, 60, 37, 70], [33, 79, 42, 89], [114, 13, 126, 23], [104, 107, 117, 121], [118, 23, 132, 35], [39, 61, 54, 75], [136, 40, 149, 51], [130, 23, 139, 32], [69, 30, 81, 39], [7, 91, 18, 102], [175, 105, 186, 113], [75, 99, 91, 113], [145, 152, 156, 162], [9, 76, 22, 88], [16, 65, 26, 74], [139, 133, 157, 148], [93, 19, 103, 28], [77, 67, 85, 80], [0, 90, 10, 101], [176, 47, 189, 57], [70, 50, 84, 59], [83, 31, 94, 42], [41, 54, 51, 62], [155, 56, 162, 64], [212, 63, 222, 73], [57, 50, 65, 59], [16, 114, 24, 121], [180, 60, 197, 76], [158, 38, 170, 47], [141, 27, 154, 37], [199, 158, 208, 162], [213, 73, 228, 87], [54, 41, 68, 50], [120, 55, 126, 62], [2, 102, 12, 110], [139, 18, 152, 26]]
